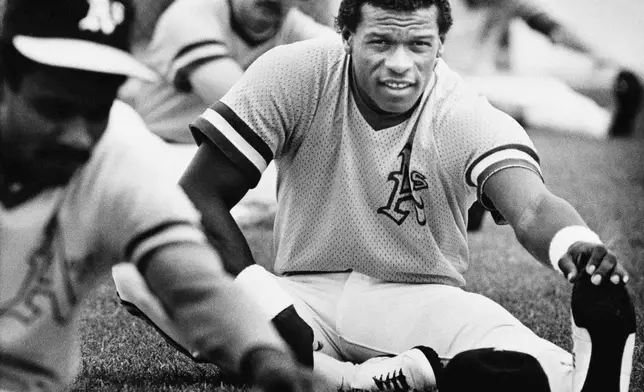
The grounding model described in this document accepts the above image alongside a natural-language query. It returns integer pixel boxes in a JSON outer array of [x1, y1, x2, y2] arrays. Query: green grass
[[71, 130, 644, 391]]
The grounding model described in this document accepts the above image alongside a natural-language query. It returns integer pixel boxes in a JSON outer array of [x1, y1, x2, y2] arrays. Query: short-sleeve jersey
[[190, 36, 542, 286], [132, 0, 336, 141], [0, 101, 206, 390]]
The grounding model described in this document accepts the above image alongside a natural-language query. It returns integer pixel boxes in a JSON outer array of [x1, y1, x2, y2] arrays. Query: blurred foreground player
[[0, 0, 326, 391]]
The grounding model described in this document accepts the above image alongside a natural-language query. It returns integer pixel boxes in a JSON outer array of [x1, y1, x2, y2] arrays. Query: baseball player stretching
[[0, 0, 327, 391], [117, 0, 637, 391], [124, 0, 335, 143]]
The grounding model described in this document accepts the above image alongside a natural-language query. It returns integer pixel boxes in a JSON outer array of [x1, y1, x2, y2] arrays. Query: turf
[[71, 130, 644, 391]]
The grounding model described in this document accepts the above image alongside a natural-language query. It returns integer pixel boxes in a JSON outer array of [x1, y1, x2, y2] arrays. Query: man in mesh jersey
[[116, 0, 637, 391]]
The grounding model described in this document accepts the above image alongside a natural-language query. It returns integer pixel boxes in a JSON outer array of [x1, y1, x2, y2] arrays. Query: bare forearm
[[513, 194, 587, 267], [141, 243, 285, 373]]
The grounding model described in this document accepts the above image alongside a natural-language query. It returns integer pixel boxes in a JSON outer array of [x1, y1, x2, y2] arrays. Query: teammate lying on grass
[[117, 0, 637, 391], [0, 0, 328, 391]]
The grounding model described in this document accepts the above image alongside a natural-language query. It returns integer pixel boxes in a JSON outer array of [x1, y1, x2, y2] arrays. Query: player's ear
[[436, 42, 444, 58], [341, 28, 353, 54]]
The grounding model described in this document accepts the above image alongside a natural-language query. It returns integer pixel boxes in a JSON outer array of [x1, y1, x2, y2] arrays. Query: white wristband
[[548, 226, 602, 274], [234, 264, 294, 320]]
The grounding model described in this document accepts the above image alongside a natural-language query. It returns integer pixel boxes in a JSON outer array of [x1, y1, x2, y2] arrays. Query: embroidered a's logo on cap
[[78, 0, 125, 35]]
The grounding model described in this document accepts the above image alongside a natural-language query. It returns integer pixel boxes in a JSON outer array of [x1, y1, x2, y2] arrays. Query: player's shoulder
[[249, 34, 344, 75], [428, 60, 526, 140], [156, 0, 227, 33], [92, 101, 167, 164]]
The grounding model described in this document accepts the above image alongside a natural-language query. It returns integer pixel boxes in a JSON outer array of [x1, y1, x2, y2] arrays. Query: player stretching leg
[[115, 0, 637, 391]]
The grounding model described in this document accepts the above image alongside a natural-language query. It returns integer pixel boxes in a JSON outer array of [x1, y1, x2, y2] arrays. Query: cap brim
[[13, 35, 158, 82]]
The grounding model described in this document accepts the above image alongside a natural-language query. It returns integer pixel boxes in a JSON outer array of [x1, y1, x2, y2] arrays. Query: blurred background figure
[[121, 0, 335, 143], [443, 0, 643, 138], [116, 0, 336, 225]]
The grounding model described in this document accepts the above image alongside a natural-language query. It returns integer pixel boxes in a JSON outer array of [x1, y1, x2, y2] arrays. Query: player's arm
[[481, 167, 629, 285], [512, 0, 594, 55], [139, 242, 320, 392], [180, 139, 316, 368], [180, 138, 256, 276]]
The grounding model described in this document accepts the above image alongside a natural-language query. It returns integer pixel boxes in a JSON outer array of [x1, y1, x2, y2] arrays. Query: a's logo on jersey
[[0, 220, 94, 326], [378, 144, 428, 226], [78, 0, 125, 35]]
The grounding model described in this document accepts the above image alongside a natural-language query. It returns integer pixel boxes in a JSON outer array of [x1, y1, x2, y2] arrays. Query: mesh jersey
[[0, 101, 206, 390], [132, 0, 335, 141], [190, 36, 542, 285]]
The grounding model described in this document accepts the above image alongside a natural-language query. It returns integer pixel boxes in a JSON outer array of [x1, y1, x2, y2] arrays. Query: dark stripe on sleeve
[[124, 220, 196, 261], [189, 117, 262, 186], [172, 40, 228, 63], [475, 158, 544, 224], [174, 55, 230, 92], [0, 353, 58, 381], [212, 101, 274, 163], [465, 144, 540, 187]]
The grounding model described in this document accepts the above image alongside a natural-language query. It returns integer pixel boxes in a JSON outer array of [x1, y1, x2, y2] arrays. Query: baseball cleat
[[348, 346, 442, 391], [571, 274, 636, 392]]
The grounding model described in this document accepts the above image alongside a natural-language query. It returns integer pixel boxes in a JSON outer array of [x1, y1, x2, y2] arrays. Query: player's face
[[0, 67, 114, 189], [234, 0, 297, 42], [344, 4, 443, 114]]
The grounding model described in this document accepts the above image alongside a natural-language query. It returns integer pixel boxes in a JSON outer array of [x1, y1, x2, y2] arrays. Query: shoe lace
[[372, 369, 410, 391]]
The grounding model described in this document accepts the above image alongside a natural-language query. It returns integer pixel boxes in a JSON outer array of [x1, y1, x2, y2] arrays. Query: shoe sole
[[571, 277, 636, 392]]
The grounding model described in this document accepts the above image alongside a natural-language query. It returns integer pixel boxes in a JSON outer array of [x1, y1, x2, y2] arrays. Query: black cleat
[[571, 275, 636, 392]]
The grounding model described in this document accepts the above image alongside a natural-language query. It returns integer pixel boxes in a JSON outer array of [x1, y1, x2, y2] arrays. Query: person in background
[[0, 0, 328, 391], [442, 0, 643, 139], [123, 0, 336, 143]]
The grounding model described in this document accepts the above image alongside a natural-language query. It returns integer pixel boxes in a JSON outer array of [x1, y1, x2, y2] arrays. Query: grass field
[[71, 130, 644, 391]]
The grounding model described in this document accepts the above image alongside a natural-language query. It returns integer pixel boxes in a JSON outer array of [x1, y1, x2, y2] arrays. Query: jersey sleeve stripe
[[169, 42, 230, 81], [465, 144, 541, 187], [0, 353, 58, 382], [476, 158, 544, 211], [125, 220, 205, 263], [212, 101, 274, 163], [199, 107, 271, 173], [174, 55, 229, 92], [190, 117, 264, 186]]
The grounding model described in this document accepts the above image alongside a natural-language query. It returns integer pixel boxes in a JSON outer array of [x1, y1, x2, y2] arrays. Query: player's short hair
[[335, 0, 453, 42]]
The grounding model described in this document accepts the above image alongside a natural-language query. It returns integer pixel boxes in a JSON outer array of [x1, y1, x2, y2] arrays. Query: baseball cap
[[2, 0, 157, 81]]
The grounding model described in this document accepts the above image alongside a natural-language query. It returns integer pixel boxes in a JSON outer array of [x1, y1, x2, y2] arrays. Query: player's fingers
[[583, 245, 608, 276], [588, 251, 617, 286], [558, 253, 578, 282], [608, 263, 630, 285]]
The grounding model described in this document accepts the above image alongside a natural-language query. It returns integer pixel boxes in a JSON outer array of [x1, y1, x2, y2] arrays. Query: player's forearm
[[512, 193, 589, 268], [141, 243, 286, 373]]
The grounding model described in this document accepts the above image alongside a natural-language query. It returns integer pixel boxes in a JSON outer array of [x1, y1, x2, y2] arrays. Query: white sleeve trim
[[469, 149, 541, 186], [201, 108, 269, 173]]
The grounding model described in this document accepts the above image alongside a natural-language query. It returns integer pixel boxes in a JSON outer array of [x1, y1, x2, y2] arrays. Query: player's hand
[[242, 347, 331, 392], [557, 242, 629, 285]]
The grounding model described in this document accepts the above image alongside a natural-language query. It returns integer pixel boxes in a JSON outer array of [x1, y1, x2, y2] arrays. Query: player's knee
[[441, 348, 550, 392]]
